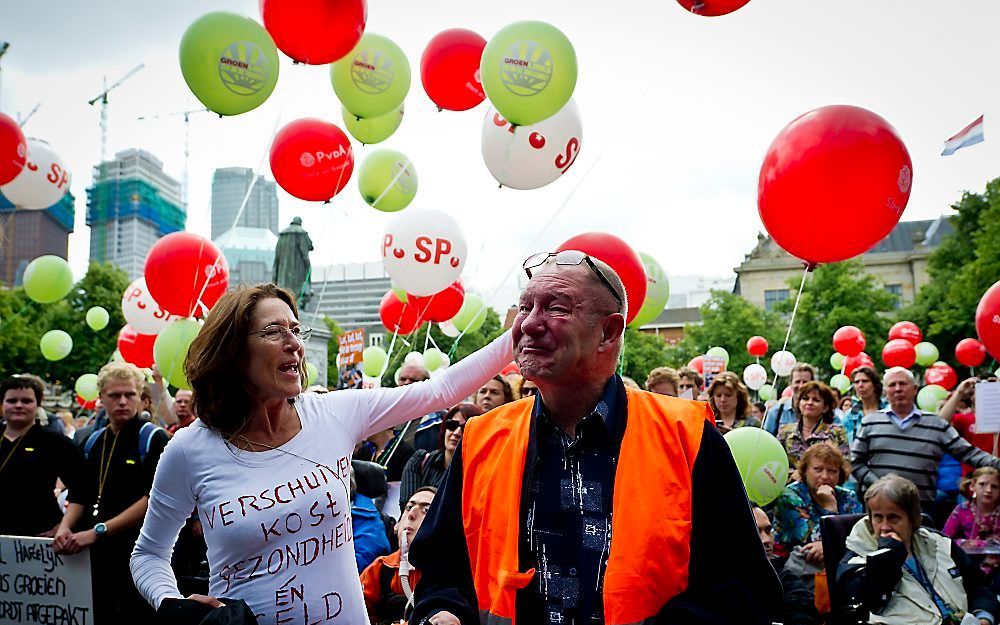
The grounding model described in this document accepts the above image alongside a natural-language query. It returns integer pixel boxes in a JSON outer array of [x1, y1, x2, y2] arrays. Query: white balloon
[[438, 320, 460, 338], [743, 364, 768, 391], [382, 209, 467, 296], [122, 278, 180, 335], [438, 353, 450, 369], [404, 351, 425, 368], [481, 100, 582, 190], [770, 350, 797, 377], [0, 139, 71, 209]]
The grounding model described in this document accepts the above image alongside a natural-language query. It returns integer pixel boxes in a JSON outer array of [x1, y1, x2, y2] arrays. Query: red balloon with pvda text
[[976, 280, 1000, 361], [270, 118, 354, 202], [758, 105, 911, 265], [421, 29, 487, 111], [144, 232, 229, 318], [556, 232, 646, 325], [260, 0, 367, 65], [676, 0, 751, 16]]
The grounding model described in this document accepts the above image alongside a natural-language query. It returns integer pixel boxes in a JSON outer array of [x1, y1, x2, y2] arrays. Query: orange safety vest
[[460, 386, 713, 625]]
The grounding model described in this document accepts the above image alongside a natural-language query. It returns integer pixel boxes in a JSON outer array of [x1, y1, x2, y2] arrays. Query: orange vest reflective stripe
[[460, 386, 713, 625]]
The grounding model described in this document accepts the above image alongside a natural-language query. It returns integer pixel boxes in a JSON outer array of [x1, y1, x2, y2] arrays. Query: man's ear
[[599, 313, 626, 351]]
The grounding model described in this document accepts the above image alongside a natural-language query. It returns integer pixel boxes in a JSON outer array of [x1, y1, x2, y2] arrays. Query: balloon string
[[424, 322, 431, 352], [370, 158, 412, 209], [770, 264, 812, 389], [0, 302, 33, 334]]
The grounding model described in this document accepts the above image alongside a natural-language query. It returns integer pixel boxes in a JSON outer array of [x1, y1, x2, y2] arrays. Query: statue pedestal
[[300, 312, 332, 387]]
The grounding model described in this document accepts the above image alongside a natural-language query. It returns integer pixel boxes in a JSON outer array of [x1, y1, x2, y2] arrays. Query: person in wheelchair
[[837, 474, 998, 625]]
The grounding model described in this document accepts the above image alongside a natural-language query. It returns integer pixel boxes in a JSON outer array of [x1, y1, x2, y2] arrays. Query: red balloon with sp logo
[[270, 118, 354, 202], [260, 0, 367, 65], [676, 0, 751, 16], [421, 29, 487, 111], [758, 105, 912, 265], [976, 280, 1000, 361], [144, 232, 229, 317], [556, 232, 646, 325], [0, 112, 27, 185]]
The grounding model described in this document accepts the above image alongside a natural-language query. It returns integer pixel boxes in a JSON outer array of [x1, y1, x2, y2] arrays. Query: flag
[[942, 115, 984, 156]]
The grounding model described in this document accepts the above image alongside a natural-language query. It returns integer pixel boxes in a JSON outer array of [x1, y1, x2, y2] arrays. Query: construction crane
[[88, 63, 144, 164], [137, 107, 210, 207]]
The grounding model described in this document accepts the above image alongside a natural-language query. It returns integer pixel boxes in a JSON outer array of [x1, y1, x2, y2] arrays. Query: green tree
[[322, 316, 344, 372], [905, 178, 1000, 364], [664, 290, 785, 374], [776, 260, 896, 377], [620, 325, 672, 383]]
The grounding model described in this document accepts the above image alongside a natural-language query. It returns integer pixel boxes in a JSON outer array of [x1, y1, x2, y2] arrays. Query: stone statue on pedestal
[[272, 216, 314, 310]]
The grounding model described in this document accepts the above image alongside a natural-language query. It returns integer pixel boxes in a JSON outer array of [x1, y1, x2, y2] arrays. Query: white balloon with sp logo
[[382, 209, 467, 296], [122, 277, 180, 335], [770, 350, 797, 377], [742, 364, 768, 391], [0, 139, 72, 209], [481, 100, 582, 190]]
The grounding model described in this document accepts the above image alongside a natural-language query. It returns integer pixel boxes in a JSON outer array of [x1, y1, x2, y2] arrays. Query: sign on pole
[[337, 329, 365, 389], [0, 536, 93, 624]]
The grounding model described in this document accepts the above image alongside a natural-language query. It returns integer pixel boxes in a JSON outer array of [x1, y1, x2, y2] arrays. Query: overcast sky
[[3, 0, 998, 310]]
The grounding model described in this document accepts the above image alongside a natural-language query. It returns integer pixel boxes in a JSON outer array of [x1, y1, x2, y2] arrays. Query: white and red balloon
[[381, 209, 467, 296], [481, 100, 582, 190], [121, 278, 181, 335], [0, 139, 71, 209]]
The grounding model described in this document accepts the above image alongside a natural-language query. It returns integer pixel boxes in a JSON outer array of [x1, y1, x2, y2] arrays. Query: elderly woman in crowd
[[707, 371, 759, 434], [398, 402, 483, 508], [130, 284, 512, 624], [645, 366, 680, 397], [838, 474, 998, 625], [777, 381, 849, 475], [773, 443, 862, 566]]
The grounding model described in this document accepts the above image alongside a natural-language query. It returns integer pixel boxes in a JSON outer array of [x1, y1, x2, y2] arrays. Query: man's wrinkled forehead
[[524, 261, 590, 291]]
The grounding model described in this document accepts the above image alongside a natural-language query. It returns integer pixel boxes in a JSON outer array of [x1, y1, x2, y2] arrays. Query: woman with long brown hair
[[131, 284, 511, 624]]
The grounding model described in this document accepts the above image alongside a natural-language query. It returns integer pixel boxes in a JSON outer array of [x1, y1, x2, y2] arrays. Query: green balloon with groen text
[[332, 33, 411, 120]]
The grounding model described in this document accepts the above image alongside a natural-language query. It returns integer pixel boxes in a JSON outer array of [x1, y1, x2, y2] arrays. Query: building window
[[370, 334, 384, 347], [764, 289, 790, 311], [884, 284, 903, 309]]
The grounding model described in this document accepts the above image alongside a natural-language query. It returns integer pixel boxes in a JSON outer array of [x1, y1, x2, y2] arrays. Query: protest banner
[[0, 536, 92, 625]]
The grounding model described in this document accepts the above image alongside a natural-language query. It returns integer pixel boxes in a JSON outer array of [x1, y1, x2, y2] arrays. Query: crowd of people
[[2, 252, 1000, 625]]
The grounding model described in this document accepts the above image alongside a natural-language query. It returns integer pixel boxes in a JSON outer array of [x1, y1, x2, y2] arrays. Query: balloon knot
[[805, 262, 818, 272]]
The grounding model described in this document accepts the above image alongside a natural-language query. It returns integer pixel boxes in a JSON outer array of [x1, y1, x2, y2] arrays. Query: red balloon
[[118, 325, 157, 369], [270, 119, 354, 202], [976, 280, 1000, 361], [0, 112, 27, 186], [882, 339, 916, 369], [410, 281, 465, 323], [144, 232, 229, 317], [833, 326, 866, 357], [260, 0, 367, 65], [76, 395, 98, 410], [379, 291, 422, 335], [888, 321, 922, 345], [781, 386, 794, 399], [501, 362, 520, 376], [758, 105, 912, 265], [843, 353, 875, 378], [747, 335, 769, 357], [925, 363, 957, 391], [955, 338, 987, 368], [556, 232, 647, 325], [676, 0, 751, 16], [688, 356, 704, 375], [420, 29, 487, 112]]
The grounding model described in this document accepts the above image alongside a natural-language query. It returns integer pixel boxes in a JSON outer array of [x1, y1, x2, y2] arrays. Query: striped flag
[[942, 115, 984, 156]]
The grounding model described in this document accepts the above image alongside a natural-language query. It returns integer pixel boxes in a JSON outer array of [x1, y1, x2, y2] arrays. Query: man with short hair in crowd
[[54, 361, 169, 620], [166, 389, 195, 435], [852, 367, 1000, 512], [753, 506, 820, 625], [0, 375, 83, 537], [410, 250, 780, 625], [677, 366, 703, 399], [763, 363, 818, 435], [474, 374, 514, 412], [361, 486, 437, 624]]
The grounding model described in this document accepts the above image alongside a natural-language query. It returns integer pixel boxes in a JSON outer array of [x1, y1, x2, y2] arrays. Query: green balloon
[[75, 374, 100, 402], [358, 149, 418, 212], [917, 384, 948, 412], [629, 252, 670, 328], [423, 348, 445, 372], [331, 33, 411, 119], [362, 346, 388, 377], [914, 342, 939, 367], [179, 12, 279, 116], [706, 346, 730, 367], [154, 319, 201, 390], [830, 374, 851, 394], [305, 362, 318, 387], [343, 104, 404, 144], [480, 21, 578, 126], [452, 294, 487, 334], [758, 384, 775, 401], [40, 330, 73, 361], [86, 306, 110, 331], [23, 255, 74, 304], [724, 427, 790, 506], [830, 352, 845, 371]]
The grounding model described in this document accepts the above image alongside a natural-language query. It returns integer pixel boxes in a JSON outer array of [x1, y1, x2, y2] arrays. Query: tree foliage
[[0, 262, 130, 385], [905, 178, 1000, 364], [621, 325, 672, 384]]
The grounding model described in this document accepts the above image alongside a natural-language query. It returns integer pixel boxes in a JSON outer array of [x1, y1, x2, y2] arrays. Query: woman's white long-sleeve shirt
[[131, 330, 512, 625]]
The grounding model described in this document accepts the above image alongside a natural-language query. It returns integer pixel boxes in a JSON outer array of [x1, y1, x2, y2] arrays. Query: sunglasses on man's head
[[444, 420, 466, 432], [522, 250, 624, 307]]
